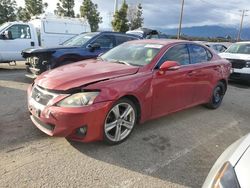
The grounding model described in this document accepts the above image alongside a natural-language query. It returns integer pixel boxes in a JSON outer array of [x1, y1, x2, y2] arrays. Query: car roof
[[126, 39, 196, 46], [78, 31, 141, 39], [99, 31, 141, 38], [236, 41, 250, 44]]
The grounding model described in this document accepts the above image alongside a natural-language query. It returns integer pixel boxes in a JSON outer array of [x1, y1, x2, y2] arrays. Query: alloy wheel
[[213, 86, 223, 104], [104, 102, 136, 143]]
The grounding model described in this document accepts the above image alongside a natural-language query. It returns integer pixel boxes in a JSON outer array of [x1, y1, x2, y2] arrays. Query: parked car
[[205, 43, 227, 53], [22, 31, 140, 78], [0, 14, 90, 63], [27, 40, 231, 144], [203, 133, 250, 188], [219, 42, 250, 82], [126, 28, 170, 39]]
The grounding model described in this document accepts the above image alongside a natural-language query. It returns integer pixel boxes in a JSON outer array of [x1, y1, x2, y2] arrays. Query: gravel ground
[[0, 62, 250, 188]]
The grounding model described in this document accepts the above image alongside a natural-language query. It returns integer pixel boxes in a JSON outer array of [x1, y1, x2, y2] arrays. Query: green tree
[[25, 0, 44, 16], [80, 0, 102, 32], [54, 0, 75, 17], [130, 3, 143, 30], [17, 7, 30, 22], [0, 0, 17, 24], [17, 0, 47, 22], [112, 0, 129, 32]]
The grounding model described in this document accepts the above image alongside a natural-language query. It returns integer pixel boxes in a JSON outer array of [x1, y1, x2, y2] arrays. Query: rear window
[[188, 44, 211, 64]]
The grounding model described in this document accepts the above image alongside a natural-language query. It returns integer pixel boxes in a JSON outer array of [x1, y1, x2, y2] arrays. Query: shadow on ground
[[68, 104, 248, 187], [229, 80, 250, 89], [0, 84, 46, 151]]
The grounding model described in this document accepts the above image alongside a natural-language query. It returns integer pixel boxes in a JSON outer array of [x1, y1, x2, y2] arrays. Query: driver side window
[[5, 24, 31, 40], [92, 35, 115, 48], [157, 44, 190, 68]]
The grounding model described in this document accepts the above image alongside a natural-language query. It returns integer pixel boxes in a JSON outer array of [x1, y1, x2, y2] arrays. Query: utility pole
[[177, 0, 185, 39], [114, 0, 118, 14], [237, 9, 249, 41]]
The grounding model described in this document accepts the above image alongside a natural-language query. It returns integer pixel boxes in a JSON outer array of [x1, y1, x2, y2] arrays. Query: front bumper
[[27, 85, 113, 142], [230, 68, 250, 81], [25, 62, 41, 78]]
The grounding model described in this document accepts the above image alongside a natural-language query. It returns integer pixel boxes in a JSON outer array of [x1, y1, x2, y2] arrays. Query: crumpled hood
[[35, 59, 139, 91], [219, 52, 250, 61], [22, 46, 78, 57]]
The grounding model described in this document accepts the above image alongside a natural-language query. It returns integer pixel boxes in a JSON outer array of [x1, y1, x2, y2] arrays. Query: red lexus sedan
[[27, 40, 231, 144]]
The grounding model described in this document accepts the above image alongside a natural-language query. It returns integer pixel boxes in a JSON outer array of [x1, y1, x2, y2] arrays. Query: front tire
[[104, 98, 137, 145], [205, 82, 226, 109]]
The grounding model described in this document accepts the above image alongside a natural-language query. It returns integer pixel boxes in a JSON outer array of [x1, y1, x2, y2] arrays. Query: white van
[[0, 14, 90, 63]]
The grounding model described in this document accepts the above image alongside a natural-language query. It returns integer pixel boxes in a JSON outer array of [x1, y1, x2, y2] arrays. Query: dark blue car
[[22, 31, 140, 78]]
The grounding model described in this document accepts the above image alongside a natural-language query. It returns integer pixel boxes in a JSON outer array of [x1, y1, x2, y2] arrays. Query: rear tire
[[205, 82, 226, 109]]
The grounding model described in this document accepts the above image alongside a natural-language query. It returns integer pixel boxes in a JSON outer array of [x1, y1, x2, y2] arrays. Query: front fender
[[85, 72, 154, 123]]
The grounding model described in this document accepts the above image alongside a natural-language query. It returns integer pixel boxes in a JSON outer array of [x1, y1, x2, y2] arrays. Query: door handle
[[187, 70, 196, 76], [31, 41, 35, 46]]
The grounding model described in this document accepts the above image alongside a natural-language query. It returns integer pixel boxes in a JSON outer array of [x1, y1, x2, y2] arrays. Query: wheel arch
[[120, 95, 141, 124], [218, 79, 227, 93]]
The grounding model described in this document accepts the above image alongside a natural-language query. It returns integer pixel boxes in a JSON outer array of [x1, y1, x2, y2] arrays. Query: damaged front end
[[23, 51, 54, 79]]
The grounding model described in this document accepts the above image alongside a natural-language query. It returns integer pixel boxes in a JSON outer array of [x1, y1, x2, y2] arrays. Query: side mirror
[[159, 61, 180, 74], [1, 30, 13, 40], [0, 33, 5, 39], [87, 43, 101, 52]]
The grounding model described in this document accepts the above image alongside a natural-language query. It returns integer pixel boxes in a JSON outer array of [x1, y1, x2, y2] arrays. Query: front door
[[0, 24, 34, 61], [87, 34, 116, 58], [152, 44, 195, 118]]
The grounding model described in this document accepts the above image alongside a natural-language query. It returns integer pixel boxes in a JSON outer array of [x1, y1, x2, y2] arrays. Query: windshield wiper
[[109, 59, 131, 66]]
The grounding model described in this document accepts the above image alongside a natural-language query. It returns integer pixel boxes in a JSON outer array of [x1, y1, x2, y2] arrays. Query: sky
[[16, 0, 250, 29]]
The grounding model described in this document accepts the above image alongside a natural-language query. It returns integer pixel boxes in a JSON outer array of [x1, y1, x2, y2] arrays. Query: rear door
[[152, 44, 195, 118], [0, 24, 34, 61], [187, 44, 217, 104]]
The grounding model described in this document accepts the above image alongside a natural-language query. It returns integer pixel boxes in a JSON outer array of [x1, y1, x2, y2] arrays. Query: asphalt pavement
[[0, 62, 250, 188]]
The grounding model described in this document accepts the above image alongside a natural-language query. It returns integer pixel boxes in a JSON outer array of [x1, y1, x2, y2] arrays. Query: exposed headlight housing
[[56, 92, 99, 107], [212, 162, 240, 188]]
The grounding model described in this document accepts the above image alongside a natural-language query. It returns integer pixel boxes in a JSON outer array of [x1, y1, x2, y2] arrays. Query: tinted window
[[92, 35, 115, 48], [157, 44, 190, 68], [116, 35, 135, 46], [6, 24, 31, 39], [215, 45, 227, 52], [188, 44, 210, 64]]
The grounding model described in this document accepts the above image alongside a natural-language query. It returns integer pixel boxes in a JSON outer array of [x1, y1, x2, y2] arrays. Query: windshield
[[101, 43, 163, 66], [62, 32, 99, 47], [0, 23, 10, 33], [226, 43, 250, 54]]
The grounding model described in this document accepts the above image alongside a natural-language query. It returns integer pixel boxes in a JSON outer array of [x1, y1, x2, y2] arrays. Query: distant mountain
[[159, 25, 250, 40]]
